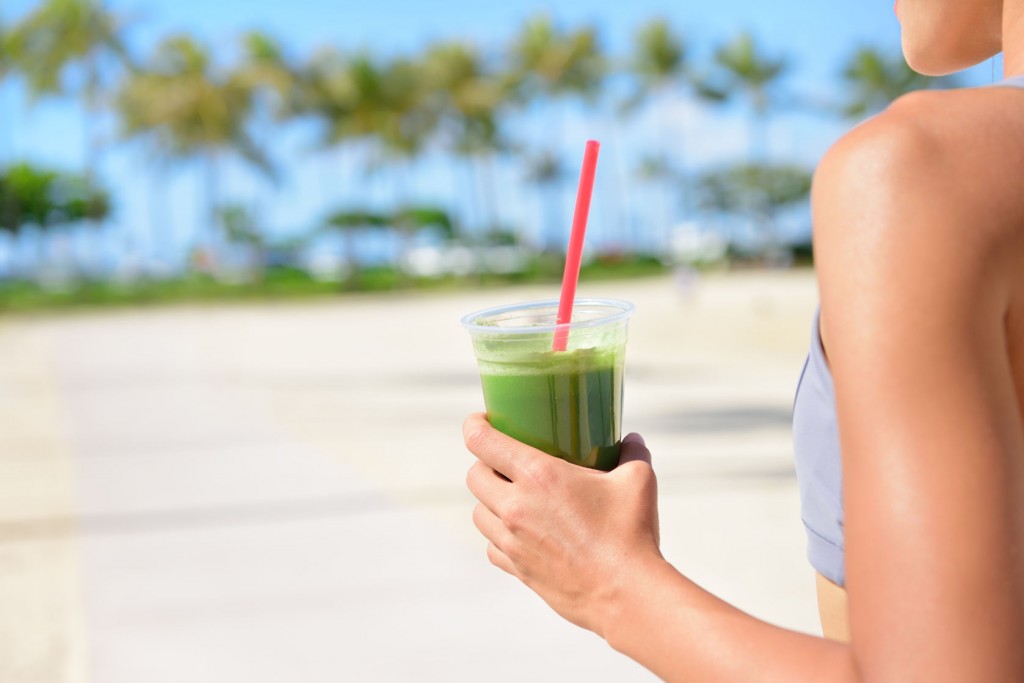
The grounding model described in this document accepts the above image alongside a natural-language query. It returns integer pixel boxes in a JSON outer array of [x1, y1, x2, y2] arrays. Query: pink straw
[[552, 139, 600, 352]]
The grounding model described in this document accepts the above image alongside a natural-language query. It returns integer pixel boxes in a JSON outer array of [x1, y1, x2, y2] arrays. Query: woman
[[464, 1, 1024, 680]]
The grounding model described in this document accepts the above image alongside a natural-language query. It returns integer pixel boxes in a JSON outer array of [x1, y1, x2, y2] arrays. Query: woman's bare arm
[[464, 89, 1024, 682], [814, 92, 1024, 681], [464, 416, 860, 682]]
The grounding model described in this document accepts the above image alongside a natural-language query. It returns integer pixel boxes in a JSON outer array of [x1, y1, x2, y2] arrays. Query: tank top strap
[[993, 75, 1024, 89]]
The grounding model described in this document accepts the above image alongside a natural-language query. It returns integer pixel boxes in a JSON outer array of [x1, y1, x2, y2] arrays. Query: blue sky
[[2, 0, 905, 67], [0, 0, 1000, 271]]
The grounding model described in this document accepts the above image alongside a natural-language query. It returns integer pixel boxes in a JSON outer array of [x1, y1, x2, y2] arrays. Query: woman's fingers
[[486, 542, 520, 578], [469, 490, 521, 579], [615, 432, 660, 547], [473, 502, 516, 554], [466, 459, 511, 517], [463, 412, 552, 483]]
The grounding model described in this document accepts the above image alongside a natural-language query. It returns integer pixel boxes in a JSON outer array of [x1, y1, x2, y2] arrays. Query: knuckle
[[463, 423, 492, 455], [501, 498, 526, 532], [639, 467, 659, 494], [520, 457, 553, 487], [486, 542, 506, 569], [490, 539, 523, 572], [471, 503, 487, 531], [624, 461, 655, 487], [465, 460, 483, 490]]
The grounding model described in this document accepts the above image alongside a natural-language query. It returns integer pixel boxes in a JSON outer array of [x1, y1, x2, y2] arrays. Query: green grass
[[0, 256, 672, 313]]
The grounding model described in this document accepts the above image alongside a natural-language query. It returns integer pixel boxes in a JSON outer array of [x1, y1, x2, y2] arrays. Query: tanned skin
[[464, 1, 1024, 680]]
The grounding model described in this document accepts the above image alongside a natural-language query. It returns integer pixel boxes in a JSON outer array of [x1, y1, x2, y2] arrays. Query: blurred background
[[0, 0, 992, 298], [0, 1, 999, 682]]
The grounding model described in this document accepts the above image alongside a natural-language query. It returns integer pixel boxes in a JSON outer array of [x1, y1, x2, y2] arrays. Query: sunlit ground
[[0, 269, 819, 682]]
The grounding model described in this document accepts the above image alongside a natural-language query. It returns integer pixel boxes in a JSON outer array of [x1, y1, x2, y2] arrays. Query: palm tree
[[5, 0, 131, 275], [0, 21, 8, 77], [325, 206, 454, 287], [0, 22, 16, 271], [295, 47, 358, 209], [217, 203, 266, 282], [510, 14, 607, 249], [4, 0, 132, 180], [379, 58, 442, 276], [635, 153, 680, 247], [524, 150, 569, 252], [301, 49, 399, 204], [304, 50, 435, 209], [697, 31, 789, 161], [303, 51, 438, 275], [423, 40, 511, 237], [115, 34, 272, 266], [691, 33, 796, 258], [323, 208, 389, 289], [233, 31, 297, 118], [229, 30, 298, 271], [626, 19, 691, 240], [0, 162, 110, 278], [0, 21, 13, 164], [511, 14, 606, 106], [373, 56, 438, 177], [626, 18, 687, 109], [840, 46, 953, 118], [301, 48, 392, 267], [697, 161, 812, 261]]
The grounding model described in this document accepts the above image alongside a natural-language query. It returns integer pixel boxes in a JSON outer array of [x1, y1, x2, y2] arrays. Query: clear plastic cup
[[461, 298, 634, 470]]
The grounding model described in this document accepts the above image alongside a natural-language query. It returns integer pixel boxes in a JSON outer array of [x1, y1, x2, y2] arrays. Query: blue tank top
[[792, 311, 845, 585], [791, 75, 1024, 588]]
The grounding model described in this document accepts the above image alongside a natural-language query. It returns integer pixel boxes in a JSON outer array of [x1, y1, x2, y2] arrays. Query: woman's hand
[[463, 412, 662, 638]]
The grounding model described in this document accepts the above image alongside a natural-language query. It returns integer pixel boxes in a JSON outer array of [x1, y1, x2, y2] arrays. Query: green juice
[[479, 346, 624, 471]]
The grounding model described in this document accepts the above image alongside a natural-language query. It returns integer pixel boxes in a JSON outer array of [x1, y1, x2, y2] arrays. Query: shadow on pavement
[[0, 488, 466, 543], [645, 404, 793, 434]]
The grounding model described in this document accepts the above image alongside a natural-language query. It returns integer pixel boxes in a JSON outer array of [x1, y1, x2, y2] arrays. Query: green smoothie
[[478, 346, 624, 471], [462, 298, 633, 472]]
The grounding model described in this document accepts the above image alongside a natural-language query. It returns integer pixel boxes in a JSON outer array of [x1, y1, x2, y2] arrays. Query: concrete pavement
[[0, 270, 821, 682]]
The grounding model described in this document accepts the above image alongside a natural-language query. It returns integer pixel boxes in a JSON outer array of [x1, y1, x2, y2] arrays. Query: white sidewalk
[[0, 271, 821, 682]]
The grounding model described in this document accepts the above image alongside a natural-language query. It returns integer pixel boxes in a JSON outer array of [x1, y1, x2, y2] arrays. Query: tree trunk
[[462, 157, 486, 283], [452, 160, 475, 239], [83, 54, 107, 279], [479, 153, 500, 233], [0, 92, 8, 167], [750, 107, 769, 163], [35, 226, 47, 284], [148, 165, 161, 273], [199, 152, 221, 274], [343, 228, 360, 291], [551, 103, 570, 252], [392, 160, 412, 287], [669, 89, 693, 257], [605, 119, 635, 253], [83, 51, 102, 183], [544, 181, 562, 254]]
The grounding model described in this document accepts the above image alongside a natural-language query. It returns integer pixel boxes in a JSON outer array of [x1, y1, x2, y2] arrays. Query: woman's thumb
[[617, 432, 651, 467]]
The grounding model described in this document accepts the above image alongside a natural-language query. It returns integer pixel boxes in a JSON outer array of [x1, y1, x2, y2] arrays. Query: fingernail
[[624, 433, 645, 446]]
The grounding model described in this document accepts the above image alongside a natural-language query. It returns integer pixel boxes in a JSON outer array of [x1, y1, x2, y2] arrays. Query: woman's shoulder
[[819, 84, 1024, 194], [812, 85, 1024, 316], [813, 84, 1024, 282]]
